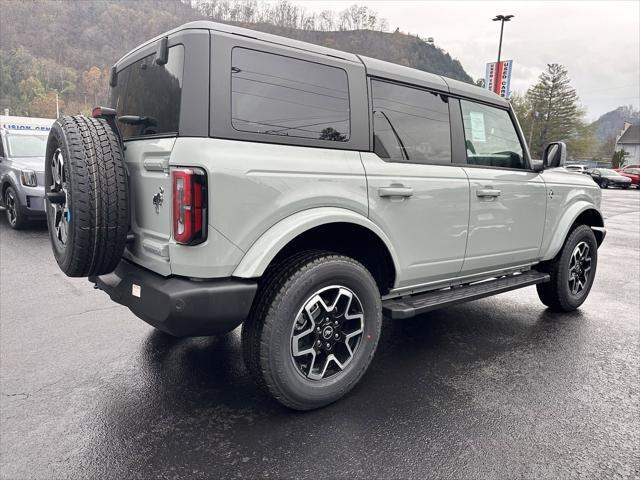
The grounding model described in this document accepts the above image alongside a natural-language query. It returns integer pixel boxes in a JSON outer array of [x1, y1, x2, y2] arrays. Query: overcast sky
[[288, 1, 640, 120]]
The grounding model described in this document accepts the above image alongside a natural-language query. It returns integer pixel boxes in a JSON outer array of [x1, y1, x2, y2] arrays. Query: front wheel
[[601, 179, 609, 189], [242, 251, 382, 410], [536, 225, 598, 312], [4, 186, 28, 230]]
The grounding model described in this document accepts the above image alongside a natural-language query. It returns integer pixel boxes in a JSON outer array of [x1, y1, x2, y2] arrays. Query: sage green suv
[[44, 22, 605, 410]]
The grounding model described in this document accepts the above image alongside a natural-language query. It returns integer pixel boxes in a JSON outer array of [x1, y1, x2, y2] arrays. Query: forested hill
[[0, 0, 472, 117], [227, 25, 473, 83]]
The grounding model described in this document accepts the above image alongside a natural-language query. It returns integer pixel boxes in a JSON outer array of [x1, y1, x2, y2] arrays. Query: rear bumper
[[89, 260, 258, 337]]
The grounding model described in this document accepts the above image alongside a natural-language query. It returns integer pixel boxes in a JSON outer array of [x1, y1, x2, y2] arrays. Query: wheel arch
[[1, 174, 20, 206], [232, 207, 400, 294], [540, 203, 605, 261]]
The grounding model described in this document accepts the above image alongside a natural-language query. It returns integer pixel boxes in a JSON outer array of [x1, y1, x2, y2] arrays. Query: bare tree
[[189, 0, 388, 32]]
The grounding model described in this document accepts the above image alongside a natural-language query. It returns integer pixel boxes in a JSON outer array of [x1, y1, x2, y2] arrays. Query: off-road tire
[[536, 225, 598, 312], [242, 251, 382, 410], [45, 115, 129, 277], [4, 185, 29, 230]]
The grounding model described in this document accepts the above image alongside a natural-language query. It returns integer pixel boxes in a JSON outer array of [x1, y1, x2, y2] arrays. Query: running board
[[383, 271, 550, 319]]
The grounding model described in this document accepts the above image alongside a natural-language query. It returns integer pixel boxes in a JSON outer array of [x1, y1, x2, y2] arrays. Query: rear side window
[[112, 45, 184, 139], [231, 48, 350, 142], [460, 100, 525, 169], [371, 80, 451, 165]]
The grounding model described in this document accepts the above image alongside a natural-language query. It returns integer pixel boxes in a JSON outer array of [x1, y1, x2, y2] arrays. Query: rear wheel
[[536, 225, 598, 312], [4, 186, 28, 230], [242, 251, 382, 410], [45, 115, 129, 277], [601, 179, 609, 189]]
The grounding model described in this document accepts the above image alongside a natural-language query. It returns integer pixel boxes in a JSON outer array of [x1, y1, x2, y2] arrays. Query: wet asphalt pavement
[[1, 189, 639, 479]]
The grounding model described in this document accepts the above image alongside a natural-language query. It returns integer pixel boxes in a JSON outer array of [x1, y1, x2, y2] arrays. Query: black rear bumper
[[89, 260, 258, 337]]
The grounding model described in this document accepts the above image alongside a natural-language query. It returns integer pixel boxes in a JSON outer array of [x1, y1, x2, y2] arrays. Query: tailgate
[[122, 137, 175, 276]]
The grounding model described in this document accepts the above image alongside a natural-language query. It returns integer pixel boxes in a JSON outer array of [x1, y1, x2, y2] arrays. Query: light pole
[[492, 14, 514, 94]]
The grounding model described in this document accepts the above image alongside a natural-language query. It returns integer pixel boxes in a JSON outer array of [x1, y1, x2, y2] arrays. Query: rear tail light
[[172, 168, 207, 245]]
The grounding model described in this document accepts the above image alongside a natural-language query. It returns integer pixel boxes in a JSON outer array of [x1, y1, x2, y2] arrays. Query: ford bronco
[[44, 22, 605, 410]]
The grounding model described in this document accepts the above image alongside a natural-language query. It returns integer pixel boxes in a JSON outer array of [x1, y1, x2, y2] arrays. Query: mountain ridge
[[0, 0, 472, 117]]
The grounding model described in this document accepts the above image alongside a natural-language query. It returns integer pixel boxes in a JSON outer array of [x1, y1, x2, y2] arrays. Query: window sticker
[[469, 111, 486, 143]]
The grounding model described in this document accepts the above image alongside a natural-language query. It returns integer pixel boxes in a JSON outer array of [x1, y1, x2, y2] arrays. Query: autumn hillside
[[0, 0, 472, 118]]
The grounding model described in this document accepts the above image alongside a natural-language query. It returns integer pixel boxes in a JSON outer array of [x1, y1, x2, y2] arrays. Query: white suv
[[43, 22, 605, 410]]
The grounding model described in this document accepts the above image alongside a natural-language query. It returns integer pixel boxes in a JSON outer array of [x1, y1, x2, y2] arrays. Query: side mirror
[[543, 141, 567, 168]]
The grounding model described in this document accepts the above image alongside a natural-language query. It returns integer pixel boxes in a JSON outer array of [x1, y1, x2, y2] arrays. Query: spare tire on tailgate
[[45, 115, 129, 277]]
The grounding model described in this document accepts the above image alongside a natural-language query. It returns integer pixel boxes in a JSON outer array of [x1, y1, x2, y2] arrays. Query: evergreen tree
[[523, 64, 583, 157]]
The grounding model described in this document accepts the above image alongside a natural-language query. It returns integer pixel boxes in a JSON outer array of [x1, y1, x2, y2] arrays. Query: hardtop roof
[[116, 21, 509, 108]]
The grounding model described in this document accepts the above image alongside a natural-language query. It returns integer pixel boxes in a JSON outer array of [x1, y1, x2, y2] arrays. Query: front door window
[[460, 100, 525, 170]]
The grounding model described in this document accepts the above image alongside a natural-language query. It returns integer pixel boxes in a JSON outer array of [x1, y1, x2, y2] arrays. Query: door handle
[[378, 185, 413, 198], [476, 188, 501, 198]]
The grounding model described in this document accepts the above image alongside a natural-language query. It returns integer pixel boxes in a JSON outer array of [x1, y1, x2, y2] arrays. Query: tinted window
[[371, 80, 451, 165], [460, 100, 525, 169], [112, 45, 184, 139], [231, 48, 350, 142]]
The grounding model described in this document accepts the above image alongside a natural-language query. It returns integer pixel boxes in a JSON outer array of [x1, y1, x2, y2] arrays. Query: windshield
[[600, 169, 620, 176], [6, 134, 47, 157]]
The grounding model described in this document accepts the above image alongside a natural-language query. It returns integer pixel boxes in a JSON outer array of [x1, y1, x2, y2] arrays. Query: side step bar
[[383, 271, 550, 319]]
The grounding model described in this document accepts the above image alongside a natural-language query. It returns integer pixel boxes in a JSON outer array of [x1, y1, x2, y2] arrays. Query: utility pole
[[56, 92, 60, 118], [492, 14, 514, 95]]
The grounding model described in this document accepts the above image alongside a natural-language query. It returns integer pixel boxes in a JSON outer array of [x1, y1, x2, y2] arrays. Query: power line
[[235, 67, 348, 95], [234, 75, 349, 101], [232, 90, 348, 114]]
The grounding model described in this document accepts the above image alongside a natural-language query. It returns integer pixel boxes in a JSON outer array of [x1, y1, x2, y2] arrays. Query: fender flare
[[540, 201, 604, 261], [232, 207, 401, 280]]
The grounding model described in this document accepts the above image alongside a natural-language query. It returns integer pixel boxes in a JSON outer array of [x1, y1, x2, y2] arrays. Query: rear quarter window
[[230, 48, 350, 142], [112, 45, 184, 139]]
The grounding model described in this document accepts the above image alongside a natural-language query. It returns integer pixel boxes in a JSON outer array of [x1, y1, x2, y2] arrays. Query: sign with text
[[485, 60, 513, 98], [0, 115, 55, 132]]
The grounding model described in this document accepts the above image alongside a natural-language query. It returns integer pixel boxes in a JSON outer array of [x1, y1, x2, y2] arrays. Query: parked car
[[618, 168, 640, 188], [614, 164, 640, 172], [43, 21, 606, 410], [0, 116, 55, 228], [588, 168, 632, 189], [566, 164, 589, 174]]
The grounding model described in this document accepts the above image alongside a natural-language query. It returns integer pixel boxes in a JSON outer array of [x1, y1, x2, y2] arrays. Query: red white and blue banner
[[485, 60, 513, 98]]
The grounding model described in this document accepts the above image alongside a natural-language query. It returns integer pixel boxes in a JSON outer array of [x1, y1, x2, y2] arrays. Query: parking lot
[[1, 189, 638, 479]]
